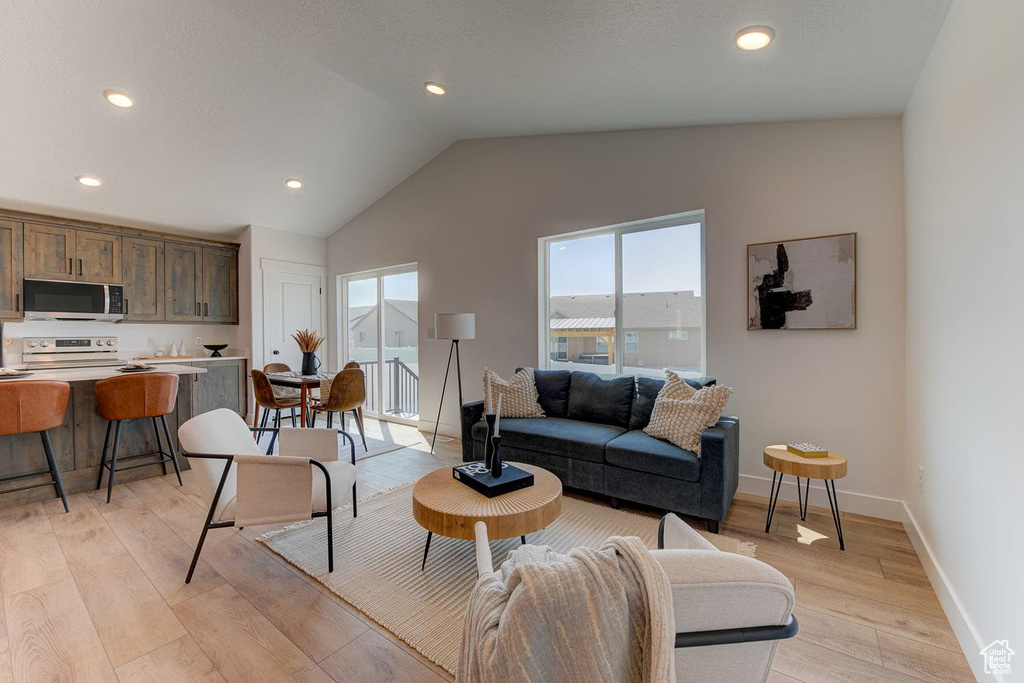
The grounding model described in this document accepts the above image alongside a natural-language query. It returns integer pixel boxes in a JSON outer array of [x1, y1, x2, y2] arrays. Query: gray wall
[[327, 117, 907, 514]]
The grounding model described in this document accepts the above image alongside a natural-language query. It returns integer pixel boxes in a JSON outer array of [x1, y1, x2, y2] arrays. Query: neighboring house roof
[[348, 300, 418, 330], [549, 291, 702, 329], [549, 317, 615, 331]]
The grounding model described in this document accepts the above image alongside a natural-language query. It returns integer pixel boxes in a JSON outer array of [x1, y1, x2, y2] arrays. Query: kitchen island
[[0, 361, 247, 510]]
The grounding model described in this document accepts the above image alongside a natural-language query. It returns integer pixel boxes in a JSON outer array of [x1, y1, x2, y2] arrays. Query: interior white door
[[264, 268, 324, 372]]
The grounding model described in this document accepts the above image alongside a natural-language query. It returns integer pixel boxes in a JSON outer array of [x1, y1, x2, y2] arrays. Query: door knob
[[273, 350, 280, 355]]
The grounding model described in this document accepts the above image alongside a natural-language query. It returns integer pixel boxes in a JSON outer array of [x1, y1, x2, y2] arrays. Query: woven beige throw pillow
[[644, 384, 733, 454], [482, 368, 545, 417], [658, 369, 698, 401]]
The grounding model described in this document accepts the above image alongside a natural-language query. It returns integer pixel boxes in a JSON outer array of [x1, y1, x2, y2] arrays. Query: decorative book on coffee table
[[786, 443, 829, 458], [452, 461, 534, 498]]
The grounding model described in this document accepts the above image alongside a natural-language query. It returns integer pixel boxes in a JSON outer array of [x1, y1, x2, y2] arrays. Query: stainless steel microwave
[[22, 279, 125, 321]]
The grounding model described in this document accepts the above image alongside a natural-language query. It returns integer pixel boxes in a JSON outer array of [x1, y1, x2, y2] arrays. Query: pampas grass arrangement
[[292, 329, 325, 353]]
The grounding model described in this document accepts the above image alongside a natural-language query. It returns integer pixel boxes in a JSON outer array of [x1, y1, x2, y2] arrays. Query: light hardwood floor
[[0, 420, 974, 682]]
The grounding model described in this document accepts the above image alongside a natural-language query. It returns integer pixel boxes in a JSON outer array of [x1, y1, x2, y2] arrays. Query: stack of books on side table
[[787, 443, 830, 458]]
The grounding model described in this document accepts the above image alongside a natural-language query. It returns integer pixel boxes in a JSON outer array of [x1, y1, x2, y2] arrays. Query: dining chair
[[252, 369, 302, 452], [178, 408, 358, 583], [263, 362, 302, 409], [309, 366, 367, 450]]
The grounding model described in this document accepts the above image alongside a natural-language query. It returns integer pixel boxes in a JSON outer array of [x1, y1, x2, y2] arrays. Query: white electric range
[[21, 336, 122, 370]]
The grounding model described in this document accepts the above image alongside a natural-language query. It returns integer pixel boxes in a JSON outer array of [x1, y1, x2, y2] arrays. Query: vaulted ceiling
[[0, 0, 951, 237]]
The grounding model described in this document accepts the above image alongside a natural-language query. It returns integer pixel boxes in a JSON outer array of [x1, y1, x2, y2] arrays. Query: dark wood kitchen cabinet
[[2, 207, 238, 324], [191, 359, 247, 418], [0, 220, 23, 318], [24, 224, 121, 284], [202, 247, 238, 324], [76, 231, 122, 284], [165, 242, 204, 322], [123, 237, 165, 321], [23, 223, 76, 281]]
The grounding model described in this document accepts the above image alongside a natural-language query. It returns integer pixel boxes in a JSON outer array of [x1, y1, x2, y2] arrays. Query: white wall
[[238, 224, 328, 372], [327, 118, 907, 517], [903, 0, 1023, 677]]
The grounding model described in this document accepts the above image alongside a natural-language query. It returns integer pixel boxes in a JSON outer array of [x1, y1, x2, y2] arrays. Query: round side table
[[412, 462, 562, 570], [763, 445, 848, 550]]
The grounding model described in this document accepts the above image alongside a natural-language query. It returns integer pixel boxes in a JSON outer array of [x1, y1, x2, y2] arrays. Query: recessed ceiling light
[[104, 90, 134, 108], [424, 82, 447, 96], [735, 25, 775, 51], [285, 179, 303, 189], [77, 175, 103, 187]]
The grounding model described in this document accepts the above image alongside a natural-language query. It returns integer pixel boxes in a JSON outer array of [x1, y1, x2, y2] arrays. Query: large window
[[539, 212, 705, 378]]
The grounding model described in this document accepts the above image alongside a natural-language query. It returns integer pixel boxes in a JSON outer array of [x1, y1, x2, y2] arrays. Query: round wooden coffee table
[[763, 445, 848, 550], [412, 462, 562, 570]]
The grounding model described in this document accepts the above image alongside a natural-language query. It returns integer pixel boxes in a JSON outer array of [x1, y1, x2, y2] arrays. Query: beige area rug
[[258, 484, 755, 676], [257, 420, 423, 462]]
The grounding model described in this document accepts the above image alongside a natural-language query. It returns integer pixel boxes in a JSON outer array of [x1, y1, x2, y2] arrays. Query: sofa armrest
[[651, 548, 795, 634], [658, 513, 719, 551], [699, 416, 739, 522], [461, 400, 485, 462]]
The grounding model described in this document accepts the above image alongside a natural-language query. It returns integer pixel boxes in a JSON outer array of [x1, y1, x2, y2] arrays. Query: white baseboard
[[901, 504, 993, 683], [737, 473, 904, 521]]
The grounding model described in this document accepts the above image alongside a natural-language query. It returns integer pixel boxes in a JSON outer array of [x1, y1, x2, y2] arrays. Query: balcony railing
[[351, 357, 419, 419]]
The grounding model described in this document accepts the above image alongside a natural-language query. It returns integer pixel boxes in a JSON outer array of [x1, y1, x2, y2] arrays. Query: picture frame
[[747, 232, 857, 330]]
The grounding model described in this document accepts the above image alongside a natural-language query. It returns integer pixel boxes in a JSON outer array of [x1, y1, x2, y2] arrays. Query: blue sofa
[[461, 369, 739, 532]]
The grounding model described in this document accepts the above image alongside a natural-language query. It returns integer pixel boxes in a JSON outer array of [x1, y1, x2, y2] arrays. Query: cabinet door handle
[[68, 257, 73, 273], [204, 302, 208, 317], [196, 302, 200, 316], [15, 293, 19, 312], [78, 259, 83, 276]]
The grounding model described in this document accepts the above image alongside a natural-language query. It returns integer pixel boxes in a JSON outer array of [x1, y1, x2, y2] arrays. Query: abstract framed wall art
[[747, 232, 856, 330]]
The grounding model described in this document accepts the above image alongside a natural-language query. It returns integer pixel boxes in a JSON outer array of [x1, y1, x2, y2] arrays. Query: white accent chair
[[178, 408, 357, 583], [472, 513, 797, 683]]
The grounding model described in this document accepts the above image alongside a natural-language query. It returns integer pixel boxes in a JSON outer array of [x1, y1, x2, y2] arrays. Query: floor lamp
[[431, 313, 476, 454]]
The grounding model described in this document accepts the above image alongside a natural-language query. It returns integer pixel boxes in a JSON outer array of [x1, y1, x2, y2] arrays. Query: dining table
[[264, 371, 331, 428]]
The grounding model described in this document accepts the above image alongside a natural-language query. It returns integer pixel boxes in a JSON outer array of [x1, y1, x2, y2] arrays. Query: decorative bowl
[[202, 343, 229, 357]]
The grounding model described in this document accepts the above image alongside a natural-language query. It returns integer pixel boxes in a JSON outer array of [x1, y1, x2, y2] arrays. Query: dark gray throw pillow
[[630, 375, 718, 430], [567, 372, 635, 428], [532, 369, 572, 418]]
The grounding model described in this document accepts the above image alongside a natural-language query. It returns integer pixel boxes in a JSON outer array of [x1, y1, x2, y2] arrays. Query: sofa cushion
[[566, 372, 635, 428], [630, 375, 718, 430], [605, 430, 701, 482], [520, 368, 572, 418], [471, 417, 625, 463]]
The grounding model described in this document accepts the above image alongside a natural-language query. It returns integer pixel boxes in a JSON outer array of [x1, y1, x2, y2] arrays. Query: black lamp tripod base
[[430, 339, 463, 454]]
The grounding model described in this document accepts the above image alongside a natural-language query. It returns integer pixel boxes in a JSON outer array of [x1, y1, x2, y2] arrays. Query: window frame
[[625, 331, 640, 353], [537, 210, 706, 375]]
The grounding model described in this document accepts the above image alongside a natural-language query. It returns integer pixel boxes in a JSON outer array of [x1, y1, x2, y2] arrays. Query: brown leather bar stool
[[252, 369, 302, 453], [0, 381, 71, 512], [94, 372, 182, 503]]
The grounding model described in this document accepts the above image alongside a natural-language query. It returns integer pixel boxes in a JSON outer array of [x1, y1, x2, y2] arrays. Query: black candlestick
[[483, 414, 497, 468], [490, 434, 503, 478]]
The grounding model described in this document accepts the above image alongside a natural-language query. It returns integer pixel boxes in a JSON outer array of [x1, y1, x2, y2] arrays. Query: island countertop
[[2, 363, 206, 383]]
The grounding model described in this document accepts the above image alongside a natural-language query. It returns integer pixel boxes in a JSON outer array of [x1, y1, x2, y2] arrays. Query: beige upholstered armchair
[[178, 408, 357, 583], [471, 513, 797, 683]]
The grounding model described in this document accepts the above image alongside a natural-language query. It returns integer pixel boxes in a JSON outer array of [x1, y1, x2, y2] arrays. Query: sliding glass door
[[342, 264, 419, 424]]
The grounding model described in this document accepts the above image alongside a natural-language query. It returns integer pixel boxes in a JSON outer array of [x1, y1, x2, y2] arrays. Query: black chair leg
[[352, 481, 358, 518], [326, 505, 334, 573], [267, 411, 281, 453], [152, 417, 168, 475], [106, 421, 123, 503], [290, 408, 297, 428], [97, 420, 112, 489], [352, 410, 367, 450], [161, 415, 183, 487], [327, 411, 333, 428], [40, 430, 69, 513]]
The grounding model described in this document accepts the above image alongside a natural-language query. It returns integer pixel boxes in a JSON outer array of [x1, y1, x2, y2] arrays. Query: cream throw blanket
[[458, 536, 675, 683]]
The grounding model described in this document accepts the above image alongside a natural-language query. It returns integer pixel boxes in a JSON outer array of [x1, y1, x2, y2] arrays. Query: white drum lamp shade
[[435, 313, 476, 341]]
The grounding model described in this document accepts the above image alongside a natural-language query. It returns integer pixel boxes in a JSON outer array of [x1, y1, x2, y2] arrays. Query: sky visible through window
[[348, 271, 418, 308], [549, 222, 701, 297]]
